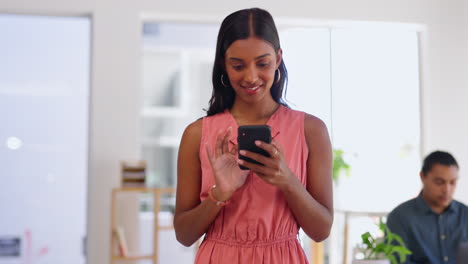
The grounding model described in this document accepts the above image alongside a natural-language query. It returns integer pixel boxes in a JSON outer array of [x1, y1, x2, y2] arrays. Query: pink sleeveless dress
[[196, 105, 309, 264]]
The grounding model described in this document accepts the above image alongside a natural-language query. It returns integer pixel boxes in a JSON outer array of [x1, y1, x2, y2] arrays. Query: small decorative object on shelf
[[113, 226, 128, 257], [121, 160, 146, 187]]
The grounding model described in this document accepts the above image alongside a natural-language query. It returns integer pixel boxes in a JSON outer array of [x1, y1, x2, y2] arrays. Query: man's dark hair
[[421, 150, 459, 176]]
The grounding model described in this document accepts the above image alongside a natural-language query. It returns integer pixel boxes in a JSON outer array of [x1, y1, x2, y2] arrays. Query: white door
[[0, 14, 90, 264]]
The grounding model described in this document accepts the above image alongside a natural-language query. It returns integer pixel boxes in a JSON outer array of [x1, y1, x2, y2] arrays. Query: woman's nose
[[243, 66, 259, 84]]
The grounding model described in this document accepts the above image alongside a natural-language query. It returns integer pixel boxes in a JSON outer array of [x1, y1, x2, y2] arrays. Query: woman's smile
[[242, 84, 263, 94]]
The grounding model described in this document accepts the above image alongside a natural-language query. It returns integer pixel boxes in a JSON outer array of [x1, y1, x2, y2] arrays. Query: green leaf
[[332, 148, 351, 182], [361, 232, 373, 248], [358, 222, 412, 262], [388, 254, 397, 264]]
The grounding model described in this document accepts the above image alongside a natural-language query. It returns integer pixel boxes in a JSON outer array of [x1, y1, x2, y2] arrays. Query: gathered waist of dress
[[203, 234, 299, 248]]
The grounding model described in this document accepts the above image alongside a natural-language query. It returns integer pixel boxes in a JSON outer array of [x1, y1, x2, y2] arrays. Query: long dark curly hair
[[206, 8, 289, 116]]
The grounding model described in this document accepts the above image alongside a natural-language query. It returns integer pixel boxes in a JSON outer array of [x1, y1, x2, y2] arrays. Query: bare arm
[[174, 121, 249, 246], [281, 114, 333, 241], [173, 120, 222, 246]]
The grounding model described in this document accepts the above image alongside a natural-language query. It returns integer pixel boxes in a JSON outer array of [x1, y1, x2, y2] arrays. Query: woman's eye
[[258, 63, 270, 68], [232, 65, 243, 70]]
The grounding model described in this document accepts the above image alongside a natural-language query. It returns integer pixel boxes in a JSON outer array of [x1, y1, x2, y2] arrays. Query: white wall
[[420, 0, 468, 203], [1, 1, 467, 264]]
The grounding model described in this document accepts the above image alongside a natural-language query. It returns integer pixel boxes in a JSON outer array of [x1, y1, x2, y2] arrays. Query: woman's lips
[[242, 84, 262, 94]]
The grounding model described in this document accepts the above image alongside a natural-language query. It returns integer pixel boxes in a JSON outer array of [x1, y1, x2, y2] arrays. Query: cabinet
[[110, 187, 175, 264]]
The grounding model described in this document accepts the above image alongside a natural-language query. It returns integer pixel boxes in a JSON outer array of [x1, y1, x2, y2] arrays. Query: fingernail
[[237, 159, 244, 164], [255, 140, 261, 146], [239, 150, 246, 155]]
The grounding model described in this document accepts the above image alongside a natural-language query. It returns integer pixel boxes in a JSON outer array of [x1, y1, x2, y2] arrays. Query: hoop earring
[[275, 69, 281, 84], [221, 74, 229, 87]]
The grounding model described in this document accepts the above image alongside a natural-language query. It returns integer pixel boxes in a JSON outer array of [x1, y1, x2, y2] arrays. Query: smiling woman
[[173, 7, 333, 264], [206, 8, 288, 117], [224, 37, 282, 104]]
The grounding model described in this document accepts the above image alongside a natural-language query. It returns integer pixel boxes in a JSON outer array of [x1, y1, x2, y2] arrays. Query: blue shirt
[[387, 192, 468, 264]]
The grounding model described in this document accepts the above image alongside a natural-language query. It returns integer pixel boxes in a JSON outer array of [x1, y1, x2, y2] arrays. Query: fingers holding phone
[[238, 132, 294, 187], [238, 139, 282, 169], [259, 140, 283, 158]]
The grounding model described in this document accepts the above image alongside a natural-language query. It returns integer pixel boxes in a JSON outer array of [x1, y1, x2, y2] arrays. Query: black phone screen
[[237, 125, 272, 170]]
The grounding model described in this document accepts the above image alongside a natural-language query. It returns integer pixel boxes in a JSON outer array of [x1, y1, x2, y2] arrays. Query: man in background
[[387, 150, 468, 264]]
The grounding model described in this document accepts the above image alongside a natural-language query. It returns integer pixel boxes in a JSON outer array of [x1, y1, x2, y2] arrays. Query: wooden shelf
[[110, 187, 176, 264]]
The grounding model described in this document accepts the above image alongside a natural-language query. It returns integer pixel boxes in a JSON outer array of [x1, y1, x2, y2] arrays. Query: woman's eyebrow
[[255, 54, 271, 60], [227, 53, 271, 62]]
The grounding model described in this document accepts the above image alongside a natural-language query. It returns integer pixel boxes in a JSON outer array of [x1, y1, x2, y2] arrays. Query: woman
[[174, 8, 333, 263]]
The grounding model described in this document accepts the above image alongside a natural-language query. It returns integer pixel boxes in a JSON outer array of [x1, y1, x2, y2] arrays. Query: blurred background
[[1, 0, 467, 264]]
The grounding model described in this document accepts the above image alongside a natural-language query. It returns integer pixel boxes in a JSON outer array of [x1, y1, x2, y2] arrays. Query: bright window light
[[6, 136, 23, 150]]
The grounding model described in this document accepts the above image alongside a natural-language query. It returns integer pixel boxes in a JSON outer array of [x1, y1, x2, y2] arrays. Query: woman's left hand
[[237, 140, 294, 188]]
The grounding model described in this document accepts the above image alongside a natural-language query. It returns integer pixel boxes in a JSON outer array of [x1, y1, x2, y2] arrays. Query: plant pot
[[352, 260, 390, 264]]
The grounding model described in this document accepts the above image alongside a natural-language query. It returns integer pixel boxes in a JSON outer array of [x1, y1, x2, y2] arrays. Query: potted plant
[[352, 220, 412, 264]]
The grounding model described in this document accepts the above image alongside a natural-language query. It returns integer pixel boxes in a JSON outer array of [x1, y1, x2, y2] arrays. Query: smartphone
[[237, 125, 272, 170]]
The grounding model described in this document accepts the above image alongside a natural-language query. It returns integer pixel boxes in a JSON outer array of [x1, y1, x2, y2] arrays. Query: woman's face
[[224, 36, 282, 104]]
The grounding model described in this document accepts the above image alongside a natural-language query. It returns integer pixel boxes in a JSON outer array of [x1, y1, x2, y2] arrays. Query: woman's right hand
[[206, 127, 249, 201]]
